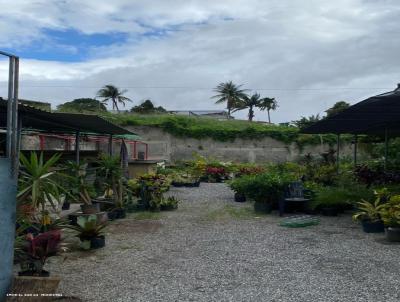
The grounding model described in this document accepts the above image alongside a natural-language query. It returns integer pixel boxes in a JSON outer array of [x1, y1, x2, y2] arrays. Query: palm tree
[[259, 97, 278, 123], [234, 93, 262, 121], [97, 85, 132, 112], [212, 81, 247, 116]]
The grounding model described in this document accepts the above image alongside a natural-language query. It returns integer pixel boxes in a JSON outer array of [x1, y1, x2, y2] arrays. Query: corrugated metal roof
[[0, 98, 138, 136]]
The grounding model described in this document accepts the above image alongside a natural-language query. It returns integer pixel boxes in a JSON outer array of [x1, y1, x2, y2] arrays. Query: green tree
[[234, 93, 262, 121], [131, 100, 167, 114], [97, 85, 132, 112], [259, 97, 278, 123], [292, 114, 321, 129], [57, 98, 107, 113], [212, 81, 247, 116], [325, 101, 350, 117]]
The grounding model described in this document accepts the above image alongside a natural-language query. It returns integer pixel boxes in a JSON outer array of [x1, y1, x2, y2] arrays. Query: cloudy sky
[[0, 0, 399, 122]]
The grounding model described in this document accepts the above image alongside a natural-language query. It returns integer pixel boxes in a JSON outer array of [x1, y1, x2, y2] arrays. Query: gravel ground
[[47, 183, 400, 302]]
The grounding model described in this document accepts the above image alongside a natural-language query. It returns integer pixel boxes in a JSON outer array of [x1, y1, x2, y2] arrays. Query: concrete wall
[[126, 126, 355, 163]]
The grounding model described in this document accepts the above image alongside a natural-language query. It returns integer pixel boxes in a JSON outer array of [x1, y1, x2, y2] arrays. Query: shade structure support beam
[[384, 127, 389, 171], [75, 131, 80, 164], [336, 134, 340, 174], [108, 134, 113, 156], [353, 134, 358, 167]]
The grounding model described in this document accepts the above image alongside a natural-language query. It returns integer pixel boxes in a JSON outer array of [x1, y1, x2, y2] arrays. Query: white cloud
[[0, 0, 400, 122]]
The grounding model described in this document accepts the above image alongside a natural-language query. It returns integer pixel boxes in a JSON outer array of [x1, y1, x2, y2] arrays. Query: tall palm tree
[[259, 97, 278, 123], [97, 85, 132, 112], [212, 81, 247, 116], [234, 93, 262, 121]]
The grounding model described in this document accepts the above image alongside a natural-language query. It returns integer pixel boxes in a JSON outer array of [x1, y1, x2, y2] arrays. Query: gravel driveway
[[49, 183, 400, 302]]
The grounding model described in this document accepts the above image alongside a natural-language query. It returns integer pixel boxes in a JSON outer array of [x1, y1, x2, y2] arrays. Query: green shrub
[[229, 172, 295, 203], [310, 186, 374, 210]]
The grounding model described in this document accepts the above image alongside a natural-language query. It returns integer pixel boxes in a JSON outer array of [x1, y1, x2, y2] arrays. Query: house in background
[[168, 110, 232, 120]]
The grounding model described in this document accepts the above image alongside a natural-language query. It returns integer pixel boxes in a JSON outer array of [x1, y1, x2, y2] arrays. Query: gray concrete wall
[[126, 126, 356, 163]]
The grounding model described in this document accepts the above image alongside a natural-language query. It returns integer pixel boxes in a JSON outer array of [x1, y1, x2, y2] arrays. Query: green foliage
[[66, 214, 107, 241], [56, 98, 107, 113], [310, 185, 373, 210], [97, 84, 132, 112], [229, 172, 295, 203], [160, 196, 179, 211], [18, 152, 63, 213], [63, 161, 94, 204], [105, 112, 342, 147], [352, 196, 386, 222], [291, 114, 321, 130], [130, 99, 166, 114], [325, 101, 350, 117], [380, 194, 400, 227]]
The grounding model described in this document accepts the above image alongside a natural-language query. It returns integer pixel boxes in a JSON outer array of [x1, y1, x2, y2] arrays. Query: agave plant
[[18, 152, 63, 217]]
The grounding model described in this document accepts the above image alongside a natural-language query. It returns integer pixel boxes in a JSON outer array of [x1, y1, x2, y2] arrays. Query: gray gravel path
[[48, 183, 400, 302]]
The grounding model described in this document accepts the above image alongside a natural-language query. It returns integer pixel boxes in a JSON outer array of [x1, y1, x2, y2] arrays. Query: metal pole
[[75, 131, 80, 164], [6, 57, 14, 158], [353, 134, 358, 167], [384, 127, 388, 171], [108, 134, 113, 156], [0, 52, 19, 301], [11, 57, 19, 178], [336, 134, 340, 174]]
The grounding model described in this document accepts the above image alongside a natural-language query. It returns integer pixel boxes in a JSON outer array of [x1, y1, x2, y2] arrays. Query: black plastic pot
[[107, 211, 117, 220], [115, 208, 126, 219], [234, 193, 246, 202], [361, 220, 385, 233], [172, 181, 185, 187], [254, 202, 272, 213], [61, 201, 70, 210], [90, 236, 105, 249], [18, 270, 50, 277], [80, 203, 100, 214], [321, 207, 338, 216], [385, 227, 400, 242]]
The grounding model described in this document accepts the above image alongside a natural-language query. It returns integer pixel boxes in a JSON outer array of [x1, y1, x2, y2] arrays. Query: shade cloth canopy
[[302, 85, 400, 135], [0, 98, 137, 136]]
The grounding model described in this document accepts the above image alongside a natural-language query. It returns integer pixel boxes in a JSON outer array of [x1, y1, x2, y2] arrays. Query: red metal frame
[[31, 133, 148, 160]]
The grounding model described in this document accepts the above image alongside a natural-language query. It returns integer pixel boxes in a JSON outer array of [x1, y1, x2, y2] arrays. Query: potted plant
[[18, 152, 66, 228], [228, 178, 247, 202], [380, 195, 400, 242], [66, 215, 108, 249], [96, 154, 127, 218], [64, 161, 98, 214], [352, 197, 385, 233], [11, 230, 65, 298]]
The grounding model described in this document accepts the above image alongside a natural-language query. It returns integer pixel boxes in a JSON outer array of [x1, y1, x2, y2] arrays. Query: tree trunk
[[249, 106, 254, 121], [267, 110, 271, 123]]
